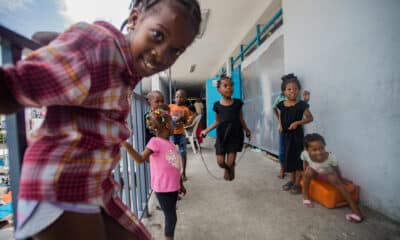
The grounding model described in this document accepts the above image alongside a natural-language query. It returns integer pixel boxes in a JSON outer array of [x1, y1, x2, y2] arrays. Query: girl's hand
[[288, 122, 299, 130], [200, 130, 207, 138], [303, 90, 311, 102], [180, 184, 187, 196], [278, 124, 283, 133], [245, 129, 251, 140]]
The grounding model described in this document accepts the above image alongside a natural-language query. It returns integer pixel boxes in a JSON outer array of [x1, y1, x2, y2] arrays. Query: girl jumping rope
[[302, 133, 363, 223], [277, 75, 314, 194], [0, 0, 201, 239], [122, 108, 186, 240], [201, 76, 251, 181]]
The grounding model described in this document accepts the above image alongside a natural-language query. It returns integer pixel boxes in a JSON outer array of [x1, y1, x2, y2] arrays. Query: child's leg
[[216, 154, 226, 168], [289, 171, 302, 194], [155, 192, 179, 240], [295, 170, 303, 186], [34, 212, 107, 240], [302, 167, 316, 200], [177, 134, 188, 180], [216, 154, 229, 180], [291, 172, 296, 183], [226, 152, 237, 180], [181, 155, 187, 180], [326, 172, 362, 216], [277, 133, 285, 178], [102, 210, 138, 240]]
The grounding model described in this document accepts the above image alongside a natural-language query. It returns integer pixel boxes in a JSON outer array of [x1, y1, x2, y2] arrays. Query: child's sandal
[[290, 185, 302, 194], [277, 172, 286, 179], [302, 199, 313, 208], [345, 213, 363, 223], [282, 181, 294, 191]]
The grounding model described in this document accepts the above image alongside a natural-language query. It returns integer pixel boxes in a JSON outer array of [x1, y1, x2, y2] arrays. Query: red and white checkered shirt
[[2, 21, 151, 239]]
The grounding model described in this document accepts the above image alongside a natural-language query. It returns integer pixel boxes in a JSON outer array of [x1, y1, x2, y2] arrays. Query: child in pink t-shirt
[[122, 107, 185, 240]]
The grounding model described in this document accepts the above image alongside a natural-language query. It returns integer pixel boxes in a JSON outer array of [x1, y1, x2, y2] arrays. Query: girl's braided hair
[[281, 73, 301, 92], [130, 0, 202, 34], [145, 106, 171, 130]]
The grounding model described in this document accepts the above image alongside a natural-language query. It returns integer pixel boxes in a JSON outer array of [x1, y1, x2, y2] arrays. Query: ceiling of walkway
[[168, 0, 273, 95]]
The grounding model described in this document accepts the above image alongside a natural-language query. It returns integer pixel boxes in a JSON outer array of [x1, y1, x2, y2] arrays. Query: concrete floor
[[1, 139, 399, 239], [142, 138, 400, 240]]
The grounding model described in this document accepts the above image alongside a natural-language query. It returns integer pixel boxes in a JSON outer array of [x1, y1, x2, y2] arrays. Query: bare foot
[[229, 166, 235, 181], [223, 169, 229, 180]]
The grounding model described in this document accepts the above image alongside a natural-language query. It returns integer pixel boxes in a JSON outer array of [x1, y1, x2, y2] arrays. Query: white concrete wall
[[283, 0, 400, 221]]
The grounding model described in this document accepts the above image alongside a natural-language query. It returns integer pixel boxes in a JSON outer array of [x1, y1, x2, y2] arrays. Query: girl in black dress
[[201, 76, 251, 181], [277, 76, 313, 194]]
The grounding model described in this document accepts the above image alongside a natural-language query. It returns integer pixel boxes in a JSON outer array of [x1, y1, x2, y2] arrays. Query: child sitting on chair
[[301, 133, 363, 223]]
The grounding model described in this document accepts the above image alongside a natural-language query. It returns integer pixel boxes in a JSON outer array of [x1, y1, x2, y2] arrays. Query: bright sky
[[0, 0, 131, 38]]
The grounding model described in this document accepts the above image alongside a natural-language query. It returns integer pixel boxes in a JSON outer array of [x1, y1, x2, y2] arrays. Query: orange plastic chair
[[300, 179, 359, 208]]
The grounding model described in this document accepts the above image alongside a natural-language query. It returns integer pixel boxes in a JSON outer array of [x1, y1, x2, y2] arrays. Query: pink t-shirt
[[146, 137, 182, 193]]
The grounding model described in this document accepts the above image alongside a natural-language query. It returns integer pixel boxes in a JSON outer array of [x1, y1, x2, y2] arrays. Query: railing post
[[256, 24, 262, 46], [1, 40, 26, 229], [230, 57, 235, 74], [240, 44, 245, 61]]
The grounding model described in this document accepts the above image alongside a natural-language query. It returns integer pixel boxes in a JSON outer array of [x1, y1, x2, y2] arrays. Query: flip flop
[[277, 173, 286, 179], [290, 185, 302, 194], [282, 181, 294, 191], [345, 213, 363, 223], [303, 199, 314, 208]]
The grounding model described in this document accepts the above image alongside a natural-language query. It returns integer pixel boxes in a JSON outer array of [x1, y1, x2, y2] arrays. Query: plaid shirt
[[2, 21, 151, 239]]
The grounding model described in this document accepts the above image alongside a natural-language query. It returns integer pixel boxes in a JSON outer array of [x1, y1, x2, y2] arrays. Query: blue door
[[205, 67, 242, 138]]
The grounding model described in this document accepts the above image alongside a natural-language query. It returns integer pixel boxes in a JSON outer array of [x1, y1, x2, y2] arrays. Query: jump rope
[[196, 138, 252, 181]]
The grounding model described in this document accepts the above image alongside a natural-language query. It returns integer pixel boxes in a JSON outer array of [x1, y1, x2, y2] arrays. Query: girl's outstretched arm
[[239, 110, 251, 139], [121, 141, 152, 164], [200, 114, 220, 137]]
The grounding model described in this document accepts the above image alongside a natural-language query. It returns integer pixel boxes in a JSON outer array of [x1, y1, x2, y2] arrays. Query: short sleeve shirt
[[146, 137, 182, 192], [213, 98, 243, 123], [169, 104, 190, 134], [301, 150, 338, 174]]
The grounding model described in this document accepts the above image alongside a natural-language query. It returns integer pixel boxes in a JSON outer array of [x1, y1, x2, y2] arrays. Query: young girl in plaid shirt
[[123, 107, 186, 240], [0, 0, 201, 239]]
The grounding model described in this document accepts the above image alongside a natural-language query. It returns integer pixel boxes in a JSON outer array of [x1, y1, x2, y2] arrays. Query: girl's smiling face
[[284, 82, 300, 101], [127, 2, 197, 77], [306, 140, 328, 162]]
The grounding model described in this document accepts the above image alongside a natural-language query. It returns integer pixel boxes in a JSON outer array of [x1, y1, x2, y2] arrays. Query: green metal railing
[[229, 8, 283, 71]]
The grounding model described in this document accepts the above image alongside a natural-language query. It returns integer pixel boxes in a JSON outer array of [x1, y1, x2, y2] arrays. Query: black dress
[[277, 101, 309, 172], [213, 99, 244, 154]]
